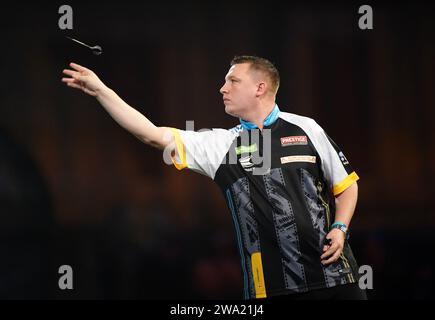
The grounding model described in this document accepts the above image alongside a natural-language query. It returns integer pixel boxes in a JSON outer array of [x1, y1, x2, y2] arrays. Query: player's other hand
[[62, 62, 106, 97], [320, 228, 346, 266]]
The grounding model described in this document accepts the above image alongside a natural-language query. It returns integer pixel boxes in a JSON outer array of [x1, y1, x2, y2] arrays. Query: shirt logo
[[239, 155, 255, 171], [280, 155, 316, 164], [235, 144, 258, 155], [239, 155, 270, 175], [280, 136, 308, 147], [338, 151, 349, 165]]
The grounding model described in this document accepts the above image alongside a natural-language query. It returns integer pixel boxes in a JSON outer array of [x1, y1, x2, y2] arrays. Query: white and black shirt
[[170, 106, 360, 299]]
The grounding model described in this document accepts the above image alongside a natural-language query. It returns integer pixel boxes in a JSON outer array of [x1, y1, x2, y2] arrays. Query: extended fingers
[[62, 69, 74, 76], [69, 62, 88, 72], [61, 77, 76, 83], [65, 82, 82, 90], [63, 69, 81, 79]]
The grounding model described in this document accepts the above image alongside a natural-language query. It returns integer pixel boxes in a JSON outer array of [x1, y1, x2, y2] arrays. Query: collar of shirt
[[239, 104, 280, 130]]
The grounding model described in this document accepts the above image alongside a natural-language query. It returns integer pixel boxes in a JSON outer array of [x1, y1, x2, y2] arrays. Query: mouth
[[223, 98, 230, 103]]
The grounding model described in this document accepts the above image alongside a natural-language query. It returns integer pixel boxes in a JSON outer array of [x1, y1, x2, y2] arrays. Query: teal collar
[[239, 104, 280, 130]]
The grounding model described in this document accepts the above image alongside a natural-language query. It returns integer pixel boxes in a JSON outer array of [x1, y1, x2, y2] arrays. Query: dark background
[[1, 0, 434, 299]]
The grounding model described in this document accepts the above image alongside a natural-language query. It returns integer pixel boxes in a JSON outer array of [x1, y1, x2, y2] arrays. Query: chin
[[224, 104, 239, 118]]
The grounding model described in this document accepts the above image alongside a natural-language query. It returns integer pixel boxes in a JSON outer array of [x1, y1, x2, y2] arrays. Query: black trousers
[[269, 283, 368, 300]]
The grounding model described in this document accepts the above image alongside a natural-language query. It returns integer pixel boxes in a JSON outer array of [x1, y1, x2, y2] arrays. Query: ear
[[256, 81, 268, 97]]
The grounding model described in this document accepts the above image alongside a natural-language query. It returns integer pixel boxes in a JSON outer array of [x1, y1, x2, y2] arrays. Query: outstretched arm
[[62, 62, 174, 150]]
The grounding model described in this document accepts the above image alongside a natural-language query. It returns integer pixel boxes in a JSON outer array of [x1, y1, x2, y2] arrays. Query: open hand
[[62, 62, 105, 97]]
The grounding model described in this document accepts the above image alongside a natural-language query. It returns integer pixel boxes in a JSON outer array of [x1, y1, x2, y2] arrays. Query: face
[[219, 63, 259, 117]]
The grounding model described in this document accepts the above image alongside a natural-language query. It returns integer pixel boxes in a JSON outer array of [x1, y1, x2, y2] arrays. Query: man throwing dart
[[62, 56, 367, 300]]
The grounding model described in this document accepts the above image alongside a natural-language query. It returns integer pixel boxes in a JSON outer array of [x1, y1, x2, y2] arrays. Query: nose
[[220, 83, 228, 95]]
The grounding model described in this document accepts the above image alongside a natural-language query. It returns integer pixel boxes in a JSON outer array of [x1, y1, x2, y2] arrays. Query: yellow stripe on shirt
[[251, 252, 267, 299], [170, 128, 188, 170], [333, 172, 359, 196]]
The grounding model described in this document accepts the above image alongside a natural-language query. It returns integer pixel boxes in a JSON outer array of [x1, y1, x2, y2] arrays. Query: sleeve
[[310, 121, 359, 196], [169, 128, 235, 179]]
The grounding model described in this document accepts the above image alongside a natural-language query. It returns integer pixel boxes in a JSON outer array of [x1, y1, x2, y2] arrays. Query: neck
[[242, 100, 276, 130]]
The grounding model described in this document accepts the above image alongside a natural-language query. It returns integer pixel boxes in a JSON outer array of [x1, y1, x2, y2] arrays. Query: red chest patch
[[280, 136, 308, 146]]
